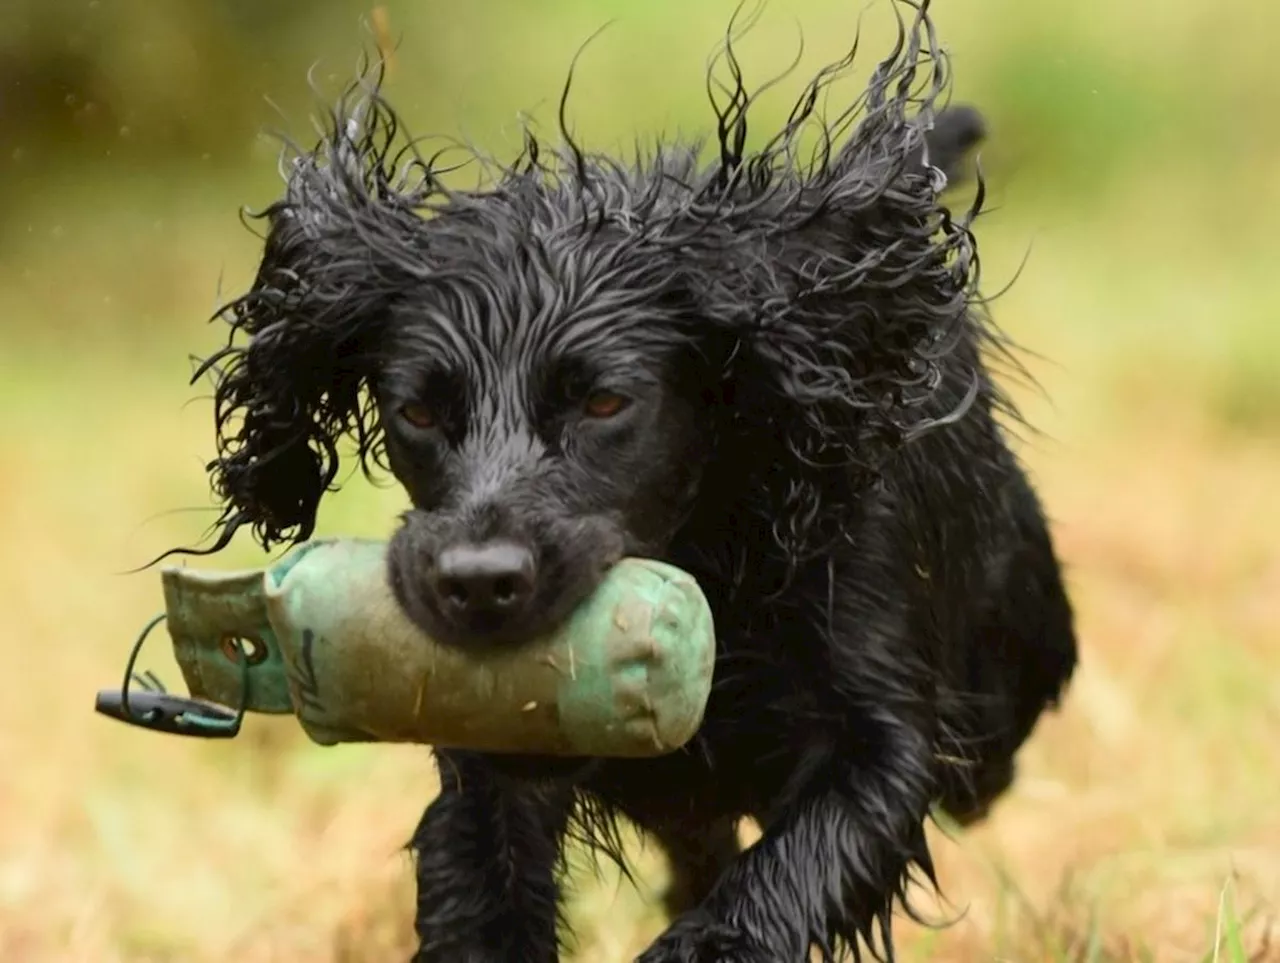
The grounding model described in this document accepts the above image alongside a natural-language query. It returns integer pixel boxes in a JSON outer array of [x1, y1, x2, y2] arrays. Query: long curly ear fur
[[671, 0, 1016, 584], [194, 69, 437, 554]]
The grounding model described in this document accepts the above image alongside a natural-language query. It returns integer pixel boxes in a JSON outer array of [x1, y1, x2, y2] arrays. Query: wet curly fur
[[178, 2, 1077, 960]]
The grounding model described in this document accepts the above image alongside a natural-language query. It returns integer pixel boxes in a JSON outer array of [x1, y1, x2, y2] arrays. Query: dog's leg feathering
[[638, 722, 937, 962], [410, 750, 571, 963]]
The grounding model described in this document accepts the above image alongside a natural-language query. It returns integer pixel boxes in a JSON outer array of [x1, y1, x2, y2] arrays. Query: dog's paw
[[635, 911, 769, 963]]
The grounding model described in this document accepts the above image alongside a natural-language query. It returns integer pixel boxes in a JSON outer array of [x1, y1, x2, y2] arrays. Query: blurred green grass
[[1, 0, 1278, 960]]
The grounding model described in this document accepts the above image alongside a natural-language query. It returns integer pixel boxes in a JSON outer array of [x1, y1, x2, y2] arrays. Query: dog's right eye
[[399, 402, 438, 430], [583, 390, 630, 420]]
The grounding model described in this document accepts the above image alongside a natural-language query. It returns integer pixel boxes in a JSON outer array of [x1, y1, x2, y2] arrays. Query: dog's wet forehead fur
[[374, 216, 695, 417], [372, 203, 710, 519]]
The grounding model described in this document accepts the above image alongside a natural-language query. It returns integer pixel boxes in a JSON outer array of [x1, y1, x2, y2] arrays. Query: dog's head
[[193, 5, 992, 650], [372, 211, 722, 647]]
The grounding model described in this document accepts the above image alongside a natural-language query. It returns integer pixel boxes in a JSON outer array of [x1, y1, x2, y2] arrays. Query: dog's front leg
[[410, 749, 570, 963], [637, 721, 937, 963]]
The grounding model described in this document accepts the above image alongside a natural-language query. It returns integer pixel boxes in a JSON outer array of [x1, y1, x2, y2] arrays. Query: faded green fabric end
[[162, 565, 293, 714], [554, 558, 716, 756]]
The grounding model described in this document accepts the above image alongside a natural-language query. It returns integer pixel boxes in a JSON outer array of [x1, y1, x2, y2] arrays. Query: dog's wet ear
[[685, 2, 992, 576], [196, 89, 432, 554]]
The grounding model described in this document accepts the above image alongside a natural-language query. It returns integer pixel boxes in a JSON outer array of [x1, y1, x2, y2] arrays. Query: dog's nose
[[431, 540, 536, 622]]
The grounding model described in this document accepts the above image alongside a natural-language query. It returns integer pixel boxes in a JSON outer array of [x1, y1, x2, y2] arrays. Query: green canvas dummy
[[103, 539, 715, 758]]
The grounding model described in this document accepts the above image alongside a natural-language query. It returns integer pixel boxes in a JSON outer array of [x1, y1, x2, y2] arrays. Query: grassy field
[[2, 0, 1278, 960]]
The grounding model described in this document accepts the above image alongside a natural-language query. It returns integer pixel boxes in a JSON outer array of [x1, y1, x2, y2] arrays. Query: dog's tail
[[920, 104, 987, 187]]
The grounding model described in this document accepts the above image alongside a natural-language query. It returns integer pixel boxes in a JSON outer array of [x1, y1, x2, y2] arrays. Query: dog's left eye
[[583, 390, 630, 420], [399, 402, 438, 430]]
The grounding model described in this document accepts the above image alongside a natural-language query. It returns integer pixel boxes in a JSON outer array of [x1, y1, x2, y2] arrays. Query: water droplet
[[118, 126, 131, 138]]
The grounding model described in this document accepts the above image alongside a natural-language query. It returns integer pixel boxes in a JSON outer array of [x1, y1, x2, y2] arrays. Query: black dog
[[187, 2, 1077, 959]]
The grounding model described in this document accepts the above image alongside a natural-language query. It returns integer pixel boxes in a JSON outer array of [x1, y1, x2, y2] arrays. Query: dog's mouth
[[388, 562, 604, 651], [385, 512, 626, 652]]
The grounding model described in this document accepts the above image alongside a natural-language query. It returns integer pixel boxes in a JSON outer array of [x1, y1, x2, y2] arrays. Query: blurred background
[[1, 0, 1277, 960]]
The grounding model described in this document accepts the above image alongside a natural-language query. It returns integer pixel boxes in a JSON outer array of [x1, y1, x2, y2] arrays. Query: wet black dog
[[187, 2, 1077, 959]]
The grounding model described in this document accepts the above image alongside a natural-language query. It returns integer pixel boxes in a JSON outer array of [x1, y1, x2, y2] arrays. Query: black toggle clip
[[93, 613, 248, 739]]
